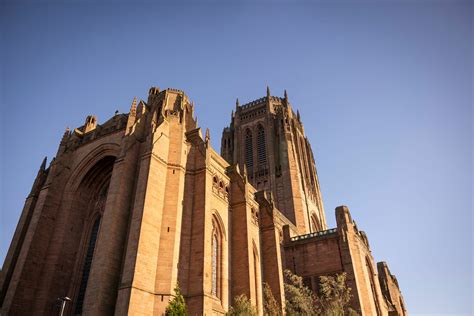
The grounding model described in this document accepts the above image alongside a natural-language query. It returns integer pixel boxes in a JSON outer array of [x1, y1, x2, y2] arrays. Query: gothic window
[[211, 217, 223, 299], [253, 245, 260, 308], [245, 129, 254, 170], [212, 233, 218, 297], [311, 214, 321, 232], [257, 125, 267, 166], [75, 216, 101, 314]]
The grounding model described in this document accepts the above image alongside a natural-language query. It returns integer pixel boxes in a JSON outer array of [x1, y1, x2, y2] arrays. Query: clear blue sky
[[1, 1, 472, 314]]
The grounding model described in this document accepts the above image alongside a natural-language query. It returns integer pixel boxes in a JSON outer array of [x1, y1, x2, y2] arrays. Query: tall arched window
[[75, 216, 101, 314], [253, 244, 260, 309], [257, 125, 267, 166], [245, 129, 254, 170], [310, 214, 321, 232], [211, 217, 223, 299]]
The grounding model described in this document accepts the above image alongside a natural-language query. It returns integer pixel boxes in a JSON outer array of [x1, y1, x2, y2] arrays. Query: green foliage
[[347, 308, 360, 316], [283, 270, 318, 315], [282, 270, 359, 316], [227, 294, 257, 316], [263, 283, 282, 316], [316, 273, 358, 316], [165, 284, 187, 316]]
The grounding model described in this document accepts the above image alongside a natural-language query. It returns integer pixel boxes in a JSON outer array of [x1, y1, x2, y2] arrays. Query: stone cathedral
[[0, 87, 406, 315]]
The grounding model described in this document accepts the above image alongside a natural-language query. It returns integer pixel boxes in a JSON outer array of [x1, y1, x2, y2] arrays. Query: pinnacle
[[40, 156, 47, 171]]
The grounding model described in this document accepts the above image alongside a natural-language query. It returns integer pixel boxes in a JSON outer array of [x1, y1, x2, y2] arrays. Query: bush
[[165, 285, 187, 316], [284, 270, 318, 315], [227, 294, 257, 316], [316, 273, 358, 316], [283, 270, 359, 316], [263, 283, 282, 316]]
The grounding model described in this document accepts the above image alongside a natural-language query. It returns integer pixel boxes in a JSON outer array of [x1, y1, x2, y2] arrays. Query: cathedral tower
[[221, 88, 327, 234]]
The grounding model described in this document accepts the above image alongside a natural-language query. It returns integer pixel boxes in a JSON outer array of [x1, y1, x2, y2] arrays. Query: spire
[[236, 98, 240, 110], [130, 97, 137, 116], [297, 109, 301, 121], [205, 128, 210, 142], [284, 89, 288, 102], [40, 156, 47, 171], [266, 86, 271, 99]]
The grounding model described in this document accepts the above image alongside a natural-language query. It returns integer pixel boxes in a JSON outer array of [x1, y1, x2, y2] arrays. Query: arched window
[[253, 244, 260, 309], [310, 214, 321, 232], [211, 217, 223, 299], [245, 129, 254, 170], [75, 216, 101, 314], [257, 125, 267, 166], [212, 233, 219, 296]]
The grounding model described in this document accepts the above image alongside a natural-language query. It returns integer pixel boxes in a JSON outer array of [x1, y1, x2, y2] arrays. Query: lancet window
[[245, 129, 254, 170], [253, 244, 260, 308], [211, 217, 223, 299], [75, 216, 101, 314], [257, 125, 267, 166], [74, 178, 110, 314]]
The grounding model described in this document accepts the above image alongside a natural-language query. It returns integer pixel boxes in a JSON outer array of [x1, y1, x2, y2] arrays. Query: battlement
[[290, 228, 337, 242], [149, 87, 160, 95], [166, 88, 185, 94], [238, 96, 285, 111], [148, 87, 186, 97]]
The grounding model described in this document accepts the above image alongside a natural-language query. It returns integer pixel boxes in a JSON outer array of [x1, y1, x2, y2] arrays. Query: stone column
[[255, 191, 285, 313]]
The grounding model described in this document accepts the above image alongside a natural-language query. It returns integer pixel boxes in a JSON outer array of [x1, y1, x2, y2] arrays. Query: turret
[[336, 205, 353, 230], [126, 97, 137, 135], [84, 115, 97, 133], [205, 128, 210, 148], [57, 127, 71, 155]]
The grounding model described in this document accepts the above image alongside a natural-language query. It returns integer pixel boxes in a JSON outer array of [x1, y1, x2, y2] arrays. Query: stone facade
[[0, 87, 406, 315]]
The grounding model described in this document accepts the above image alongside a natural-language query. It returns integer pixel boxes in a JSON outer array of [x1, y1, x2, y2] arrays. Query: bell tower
[[221, 88, 326, 234]]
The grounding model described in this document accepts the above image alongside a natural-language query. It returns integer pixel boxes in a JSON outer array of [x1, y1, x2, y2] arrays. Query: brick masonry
[[0, 87, 406, 315]]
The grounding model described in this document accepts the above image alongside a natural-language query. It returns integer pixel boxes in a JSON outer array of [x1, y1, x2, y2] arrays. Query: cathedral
[[0, 87, 406, 315]]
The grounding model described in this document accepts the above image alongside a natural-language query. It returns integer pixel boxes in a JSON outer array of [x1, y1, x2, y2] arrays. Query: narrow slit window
[[245, 129, 254, 170], [75, 216, 101, 314]]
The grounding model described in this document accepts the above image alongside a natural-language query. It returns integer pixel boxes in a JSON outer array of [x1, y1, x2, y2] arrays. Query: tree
[[165, 284, 187, 316], [263, 283, 282, 316], [282, 270, 358, 316], [316, 273, 358, 316], [227, 294, 257, 316], [283, 270, 318, 315]]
